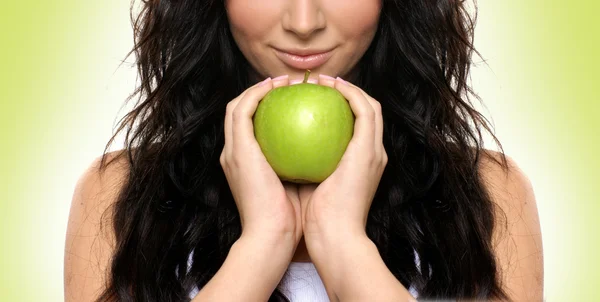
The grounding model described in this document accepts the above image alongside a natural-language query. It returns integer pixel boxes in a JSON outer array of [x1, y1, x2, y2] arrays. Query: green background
[[1, 0, 598, 301]]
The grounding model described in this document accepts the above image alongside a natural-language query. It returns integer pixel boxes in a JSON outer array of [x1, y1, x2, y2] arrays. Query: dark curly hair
[[96, 0, 510, 300]]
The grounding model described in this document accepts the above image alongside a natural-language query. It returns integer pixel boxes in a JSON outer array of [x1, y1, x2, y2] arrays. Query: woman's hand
[[295, 75, 401, 302], [220, 75, 303, 247], [298, 75, 388, 243]]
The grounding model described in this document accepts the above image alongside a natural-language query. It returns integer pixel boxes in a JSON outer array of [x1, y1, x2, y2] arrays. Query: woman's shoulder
[[73, 149, 130, 209], [477, 149, 535, 207], [477, 149, 544, 300], [68, 149, 130, 241], [64, 149, 129, 301], [477, 149, 537, 226]]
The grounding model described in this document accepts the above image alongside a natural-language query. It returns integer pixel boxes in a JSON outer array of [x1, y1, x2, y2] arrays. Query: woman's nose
[[282, 0, 326, 39]]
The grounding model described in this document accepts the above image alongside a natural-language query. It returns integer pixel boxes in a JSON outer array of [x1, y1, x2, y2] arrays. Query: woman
[[64, 0, 543, 301]]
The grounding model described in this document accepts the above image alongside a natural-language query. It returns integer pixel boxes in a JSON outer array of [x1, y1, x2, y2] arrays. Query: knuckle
[[230, 152, 243, 167], [226, 101, 236, 115], [367, 150, 378, 165], [232, 108, 245, 123], [219, 153, 228, 169], [366, 108, 376, 122], [372, 100, 382, 112]]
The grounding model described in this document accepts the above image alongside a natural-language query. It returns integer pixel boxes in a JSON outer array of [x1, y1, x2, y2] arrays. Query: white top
[[276, 261, 419, 301], [187, 255, 420, 301], [277, 261, 330, 301]]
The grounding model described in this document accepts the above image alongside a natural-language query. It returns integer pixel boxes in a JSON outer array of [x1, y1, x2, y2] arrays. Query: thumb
[[283, 181, 303, 239], [283, 182, 300, 204], [298, 184, 318, 203]]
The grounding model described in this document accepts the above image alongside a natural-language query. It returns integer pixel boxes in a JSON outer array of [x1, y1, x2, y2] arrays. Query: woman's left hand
[[298, 75, 388, 243], [294, 76, 417, 302]]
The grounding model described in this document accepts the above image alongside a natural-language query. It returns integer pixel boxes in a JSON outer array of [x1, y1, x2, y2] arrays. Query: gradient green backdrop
[[1, 0, 598, 301]]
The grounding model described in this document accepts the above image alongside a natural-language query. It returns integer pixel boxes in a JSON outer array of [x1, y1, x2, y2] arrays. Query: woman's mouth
[[273, 48, 334, 70]]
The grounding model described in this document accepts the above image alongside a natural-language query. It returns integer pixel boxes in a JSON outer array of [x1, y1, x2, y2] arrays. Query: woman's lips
[[274, 48, 334, 70]]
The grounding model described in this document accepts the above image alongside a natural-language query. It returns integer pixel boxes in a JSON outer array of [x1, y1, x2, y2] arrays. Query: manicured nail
[[336, 77, 348, 85], [272, 75, 289, 81], [319, 74, 336, 81], [307, 78, 318, 84], [259, 77, 271, 86], [290, 79, 303, 85]]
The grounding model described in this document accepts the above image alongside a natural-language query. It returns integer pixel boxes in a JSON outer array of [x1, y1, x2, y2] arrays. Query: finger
[[232, 78, 274, 147], [349, 85, 385, 162], [283, 181, 304, 239], [319, 75, 382, 148], [283, 182, 301, 215], [298, 183, 318, 202], [224, 80, 268, 158], [334, 77, 376, 146], [317, 74, 336, 88], [298, 183, 318, 221], [224, 100, 236, 159], [272, 75, 290, 88], [224, 90, 252, 155], [283, 181, 299, 201], [354, 88, 384, 152]]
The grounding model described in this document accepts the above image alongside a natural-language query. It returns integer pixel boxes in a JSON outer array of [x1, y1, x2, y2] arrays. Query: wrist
[[304, 234, 378, 299], [197, 230, 297, 301], [305, 235, 413, 301], [303, 221, 368, 248], [237, 230, 298, 258], [304, 227, 371, 268]]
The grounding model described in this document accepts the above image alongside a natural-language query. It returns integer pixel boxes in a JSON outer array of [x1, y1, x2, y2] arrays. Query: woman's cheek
[[323, 0, 381, 35], [226, 0, 282, 38]]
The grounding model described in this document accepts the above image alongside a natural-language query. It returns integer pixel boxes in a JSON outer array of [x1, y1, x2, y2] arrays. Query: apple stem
[[303, 70, 311, 84]]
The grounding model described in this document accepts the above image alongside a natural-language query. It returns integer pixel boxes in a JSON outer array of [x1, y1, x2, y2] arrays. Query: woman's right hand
[[220, 75, 303, 248]]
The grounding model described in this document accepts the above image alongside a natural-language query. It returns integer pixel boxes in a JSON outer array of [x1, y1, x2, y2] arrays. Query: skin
[[225, 0, 381, 83], [64, 0, 543, 301], [224, 0, 543, 300], [225, 0, 382, 264]]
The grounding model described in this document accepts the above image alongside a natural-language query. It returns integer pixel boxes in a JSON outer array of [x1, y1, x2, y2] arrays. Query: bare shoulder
[[64, 150, 130, 302], [478, 149, 544, 301], [478, 150, 535, 207]]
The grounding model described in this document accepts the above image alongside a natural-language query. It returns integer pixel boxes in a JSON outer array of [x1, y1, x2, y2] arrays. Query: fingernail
[[307, 78, 318, 84], [272, 75, 289, 81], [289, 79, 303, 85], [319, 74, 336, 81], [259, 77, 271, 86], [336, 77, 349, 85]]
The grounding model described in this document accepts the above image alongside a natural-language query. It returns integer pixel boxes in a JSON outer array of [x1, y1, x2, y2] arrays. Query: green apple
[[253, 71, 355, 184]]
